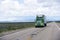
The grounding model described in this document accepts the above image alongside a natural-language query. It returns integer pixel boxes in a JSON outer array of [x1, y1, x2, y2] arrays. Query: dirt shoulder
[[0, 27, 33, 37], [56, 23, 60, 27]]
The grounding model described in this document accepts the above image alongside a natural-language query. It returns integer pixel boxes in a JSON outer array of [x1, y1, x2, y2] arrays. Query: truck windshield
[[37, 17, 43, 21]]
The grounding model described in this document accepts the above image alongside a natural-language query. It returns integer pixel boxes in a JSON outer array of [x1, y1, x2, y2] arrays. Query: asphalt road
[[0, 22, 60, 40]]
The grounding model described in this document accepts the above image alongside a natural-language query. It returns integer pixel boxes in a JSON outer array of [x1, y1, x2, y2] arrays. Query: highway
[[0, 22, 60, 40]]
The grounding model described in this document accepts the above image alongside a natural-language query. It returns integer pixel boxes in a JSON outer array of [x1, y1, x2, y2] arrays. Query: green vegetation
[[55, 21, 60, 23], [0, 22, 34, 33]]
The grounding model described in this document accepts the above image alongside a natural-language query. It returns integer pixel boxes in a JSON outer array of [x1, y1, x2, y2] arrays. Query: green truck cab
[[35, 14, 47, 28]]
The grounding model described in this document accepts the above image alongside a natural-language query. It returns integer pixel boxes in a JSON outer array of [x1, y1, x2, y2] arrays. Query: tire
[[44, 23, 47, 26], [35, 26, 39, 28], [35, 26, 44, 28], [35, 26, 37, 28]]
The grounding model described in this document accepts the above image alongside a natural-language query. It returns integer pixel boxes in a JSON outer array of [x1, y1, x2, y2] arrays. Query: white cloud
[[24, 0, 60, 16], [0, 0, 60, 21], [0, 0, 20, 16]]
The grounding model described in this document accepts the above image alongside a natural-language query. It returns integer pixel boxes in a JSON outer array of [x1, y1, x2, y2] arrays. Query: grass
[[0, 22, 35, 33], [55, 21, 60, 23]]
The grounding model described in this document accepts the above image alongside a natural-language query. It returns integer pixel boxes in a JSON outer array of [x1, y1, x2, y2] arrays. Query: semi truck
[[35, 14, 47, 28]]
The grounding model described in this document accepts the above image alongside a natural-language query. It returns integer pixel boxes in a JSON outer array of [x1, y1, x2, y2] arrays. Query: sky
[[0, 0, 60, 22]]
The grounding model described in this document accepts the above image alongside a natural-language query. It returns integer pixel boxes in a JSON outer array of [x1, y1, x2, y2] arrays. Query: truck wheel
[[44, 23, 46, 26], [35, 26, 39, 28], [35, 26, 38, 28]]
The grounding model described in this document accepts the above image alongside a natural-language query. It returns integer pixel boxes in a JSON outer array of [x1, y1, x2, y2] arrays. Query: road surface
[[0, 22, 60, 40]]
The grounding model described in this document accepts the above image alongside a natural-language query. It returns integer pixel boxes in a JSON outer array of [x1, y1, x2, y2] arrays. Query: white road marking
[[53, 22, 60, 30]]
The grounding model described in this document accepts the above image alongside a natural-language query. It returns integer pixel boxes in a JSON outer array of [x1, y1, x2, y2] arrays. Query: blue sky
[[0, 0, 60, 22]]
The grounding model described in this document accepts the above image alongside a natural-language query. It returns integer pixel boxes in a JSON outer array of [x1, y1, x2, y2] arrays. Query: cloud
[[0, 0, 60, 21], [0, 0, 20, 16], [54, 0, 60, 3], [24, 0, 60, 16]]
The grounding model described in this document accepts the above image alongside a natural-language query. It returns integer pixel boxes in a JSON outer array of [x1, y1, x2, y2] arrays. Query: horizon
[[0, 16, 60, 22]]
